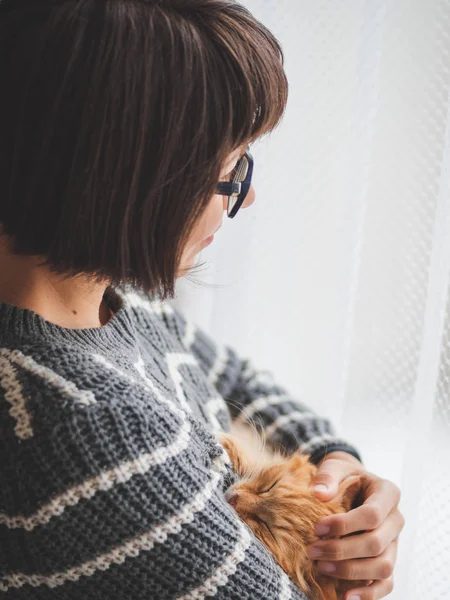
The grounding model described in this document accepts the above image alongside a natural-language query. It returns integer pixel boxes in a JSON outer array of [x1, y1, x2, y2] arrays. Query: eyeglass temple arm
[[216, 181, 241, 196]]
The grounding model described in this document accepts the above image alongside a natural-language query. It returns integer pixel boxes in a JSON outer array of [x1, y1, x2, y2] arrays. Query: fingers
[[315, 473, 402, 537], [313, 537, 398, 583], [343, 576, 394, 599], [311, 455, 363, 502], [308, 510, 404, 563], [309, 467, 403, 599]]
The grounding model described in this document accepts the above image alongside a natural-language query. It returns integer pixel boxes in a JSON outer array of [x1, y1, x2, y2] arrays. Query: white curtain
[[174, 1, 450, 596]]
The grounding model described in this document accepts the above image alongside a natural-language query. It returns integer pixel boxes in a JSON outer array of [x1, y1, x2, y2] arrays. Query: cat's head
[[225, 453, 332, 547], [225, 452, 361, 597]]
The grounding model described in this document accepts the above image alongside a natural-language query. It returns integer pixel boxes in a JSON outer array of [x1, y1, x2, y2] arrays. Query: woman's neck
[[0, 239, 110, 329]]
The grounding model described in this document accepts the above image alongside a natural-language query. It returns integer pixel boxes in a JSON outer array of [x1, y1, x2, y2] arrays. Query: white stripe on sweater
[[241, 361, 276, 387], [0, 354, 33, 440], [134, 354, 152, 386], [94, 353, 167, 408], [0, 348, 96, 407], [0, 453, 228, 593], [279, 571, 293, 600], [300, 433, 338, 453], [93, 354, 179, 413], [178, 519, 252, 599], [96, 354, 232, 469], [207, 344, 229, 386], [0, 409, 191, 531], [122, 291, 174, 315], [181, 318, 197, 349], [234, 394, 293, 425], [0, 347, 98, 440], [166, 353, 198, 413], [264, 411, 316, 439], [96, 352, 197, 424], [95, 355, 233, 465], [205, 397, 228, 433]]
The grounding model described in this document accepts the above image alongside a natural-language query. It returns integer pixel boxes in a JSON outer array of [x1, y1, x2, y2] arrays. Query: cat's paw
[[216, 433, 248, 475]]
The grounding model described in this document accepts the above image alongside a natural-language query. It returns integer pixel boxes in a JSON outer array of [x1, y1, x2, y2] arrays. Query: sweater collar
[[0, 286, 137, 355]]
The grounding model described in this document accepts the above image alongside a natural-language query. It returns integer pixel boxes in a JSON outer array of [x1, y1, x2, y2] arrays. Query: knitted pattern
[[0, 288, 361, 599]]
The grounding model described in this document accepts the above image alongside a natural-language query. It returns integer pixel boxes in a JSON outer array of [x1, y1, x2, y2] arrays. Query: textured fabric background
[[175, 1, 450, 597]]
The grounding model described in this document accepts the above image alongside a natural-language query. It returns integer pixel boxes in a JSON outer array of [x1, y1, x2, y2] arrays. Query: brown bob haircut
[[0, 0, 288, 299]]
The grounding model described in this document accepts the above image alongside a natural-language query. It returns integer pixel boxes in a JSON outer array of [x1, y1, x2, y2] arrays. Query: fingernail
[[306, 546, 322, 559], [318, 562, 336, 573], [347, 596, 361, 600], [315, 524, 330, 536], [313, 484, 328, 493]]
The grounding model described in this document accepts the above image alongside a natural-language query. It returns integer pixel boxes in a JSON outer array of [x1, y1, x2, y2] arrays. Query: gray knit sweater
[[0, 287, 361, 600]]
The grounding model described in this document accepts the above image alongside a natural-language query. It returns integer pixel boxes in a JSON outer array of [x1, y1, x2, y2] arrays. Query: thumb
[[310, 459, 342, 501]]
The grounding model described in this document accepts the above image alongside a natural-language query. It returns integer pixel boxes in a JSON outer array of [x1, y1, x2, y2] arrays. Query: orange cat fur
[[218, 424, 369, 600]]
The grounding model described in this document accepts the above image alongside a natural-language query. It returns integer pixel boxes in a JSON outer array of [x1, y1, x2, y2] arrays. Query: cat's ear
[[288, 453, 312, 473], [288, 453, 316, 485], [336, 475, 362, 512], [217, 433, 249, 477]]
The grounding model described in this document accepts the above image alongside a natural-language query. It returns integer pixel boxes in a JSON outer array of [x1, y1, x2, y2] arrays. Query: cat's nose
[[225, 490, 239, 509]]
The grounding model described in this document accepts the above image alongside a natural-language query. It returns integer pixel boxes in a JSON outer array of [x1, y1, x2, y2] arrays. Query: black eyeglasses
[[216, 147, 254, 218]]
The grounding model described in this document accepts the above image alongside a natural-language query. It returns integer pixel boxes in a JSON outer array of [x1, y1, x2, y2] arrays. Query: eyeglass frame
[[215, 147, 254, 218]]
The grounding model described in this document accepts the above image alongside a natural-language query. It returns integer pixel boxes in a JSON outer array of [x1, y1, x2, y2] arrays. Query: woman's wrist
[[321, 450, 364, 468]]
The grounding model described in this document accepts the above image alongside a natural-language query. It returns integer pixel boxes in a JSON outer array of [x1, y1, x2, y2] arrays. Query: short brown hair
[[0, 0, 288, 298]]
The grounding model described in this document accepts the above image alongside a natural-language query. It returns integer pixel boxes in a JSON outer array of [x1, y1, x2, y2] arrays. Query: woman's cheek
[[177, 194, 224, 273]]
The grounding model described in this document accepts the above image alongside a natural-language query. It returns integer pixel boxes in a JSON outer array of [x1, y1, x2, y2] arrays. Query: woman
[[0, 1, 403, 598]]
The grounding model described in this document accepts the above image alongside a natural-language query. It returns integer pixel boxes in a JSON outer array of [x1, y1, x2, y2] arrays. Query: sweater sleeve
[[164, 303, 362, 465], [0, 362, 308, 600]]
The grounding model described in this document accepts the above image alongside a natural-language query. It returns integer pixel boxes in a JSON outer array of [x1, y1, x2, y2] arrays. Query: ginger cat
[[218, 423, 370, 600]]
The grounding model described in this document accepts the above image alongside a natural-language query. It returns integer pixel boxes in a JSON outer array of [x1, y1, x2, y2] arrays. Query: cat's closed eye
[[253, 514, 276, 540], [259, 479, 279, 495]]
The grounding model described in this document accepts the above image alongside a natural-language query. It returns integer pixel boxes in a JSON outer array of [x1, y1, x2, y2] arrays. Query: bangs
[[192, 1, 289, 155]]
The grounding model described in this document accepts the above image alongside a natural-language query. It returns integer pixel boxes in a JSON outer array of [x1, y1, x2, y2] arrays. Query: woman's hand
[[306, 452, 405, 600]]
